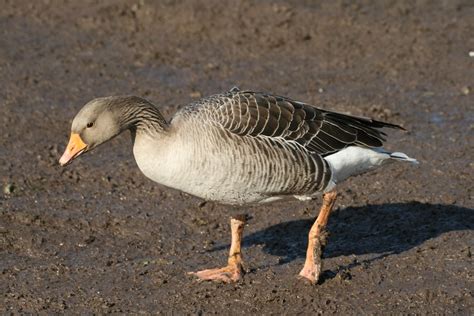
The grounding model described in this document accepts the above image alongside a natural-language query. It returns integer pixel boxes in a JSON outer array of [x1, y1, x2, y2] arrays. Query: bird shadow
[[209, 202, 473, 280]]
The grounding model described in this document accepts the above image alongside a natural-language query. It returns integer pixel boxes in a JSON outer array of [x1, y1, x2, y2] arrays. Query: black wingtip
[[371, 119, 406, 131]]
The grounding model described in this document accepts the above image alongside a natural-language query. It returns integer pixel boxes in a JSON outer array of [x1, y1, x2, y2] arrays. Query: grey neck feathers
[[117, 96, 168, 135]]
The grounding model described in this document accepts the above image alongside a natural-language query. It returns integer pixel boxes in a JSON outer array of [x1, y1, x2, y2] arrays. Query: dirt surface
[[1, 0, 473, 314]]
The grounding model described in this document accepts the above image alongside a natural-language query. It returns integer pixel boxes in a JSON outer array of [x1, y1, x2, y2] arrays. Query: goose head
[[59, 96, 166, 166]]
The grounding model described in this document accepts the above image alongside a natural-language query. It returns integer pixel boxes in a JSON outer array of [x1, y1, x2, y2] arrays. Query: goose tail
[[389, 152, 419, 164]]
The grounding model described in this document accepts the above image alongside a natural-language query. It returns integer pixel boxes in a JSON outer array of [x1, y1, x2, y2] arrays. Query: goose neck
[[119, 97, 168, 135]]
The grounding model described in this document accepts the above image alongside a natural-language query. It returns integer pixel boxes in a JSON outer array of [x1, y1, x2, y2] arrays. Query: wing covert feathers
[[184, 90, 403, 157]]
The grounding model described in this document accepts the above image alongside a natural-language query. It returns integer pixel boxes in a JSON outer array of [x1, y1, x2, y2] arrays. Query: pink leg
[[189, 215, 246, 283], [299, 191, 337, 284]]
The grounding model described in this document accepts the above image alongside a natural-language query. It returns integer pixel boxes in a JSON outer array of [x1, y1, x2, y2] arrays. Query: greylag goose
[[59, 88, 417, 284]]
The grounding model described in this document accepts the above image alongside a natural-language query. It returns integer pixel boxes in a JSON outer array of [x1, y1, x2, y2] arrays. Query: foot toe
[[189, 266, 241, 283], [298, 265, 321, 284]]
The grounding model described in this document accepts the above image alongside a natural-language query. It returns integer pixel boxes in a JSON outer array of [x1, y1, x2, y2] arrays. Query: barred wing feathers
[[204, 91, 403, 156]]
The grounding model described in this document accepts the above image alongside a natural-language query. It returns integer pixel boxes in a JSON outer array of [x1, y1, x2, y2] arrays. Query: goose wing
[[200, 90, 403, 156]]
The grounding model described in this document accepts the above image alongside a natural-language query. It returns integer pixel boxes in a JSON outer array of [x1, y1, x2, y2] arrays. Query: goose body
[[129, 89, 415, 205], [60, 88, 417, 283]]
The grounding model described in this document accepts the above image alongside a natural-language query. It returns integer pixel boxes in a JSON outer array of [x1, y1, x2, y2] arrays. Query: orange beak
[[59, 133, 88, 166]]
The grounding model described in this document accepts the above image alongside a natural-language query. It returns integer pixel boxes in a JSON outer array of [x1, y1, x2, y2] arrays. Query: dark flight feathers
[[212, 90, 403, 157]]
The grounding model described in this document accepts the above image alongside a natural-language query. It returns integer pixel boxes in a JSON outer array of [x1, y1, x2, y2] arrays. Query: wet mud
[[0, 0, 473, 314]]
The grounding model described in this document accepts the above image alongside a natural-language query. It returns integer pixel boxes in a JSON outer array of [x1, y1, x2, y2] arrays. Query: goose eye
[[87, 122, 94, 128]]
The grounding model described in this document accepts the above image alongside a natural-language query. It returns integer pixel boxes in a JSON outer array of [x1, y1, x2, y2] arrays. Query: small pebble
[[3, 183, 15, 194], [337, 270, 352, 281], [190, 91, 201, 98], [469, 51, 474, 57], [461, 86, 470, 95]]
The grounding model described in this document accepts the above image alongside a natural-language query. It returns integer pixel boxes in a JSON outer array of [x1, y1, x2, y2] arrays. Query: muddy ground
[[1, 0, 473, 314]]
